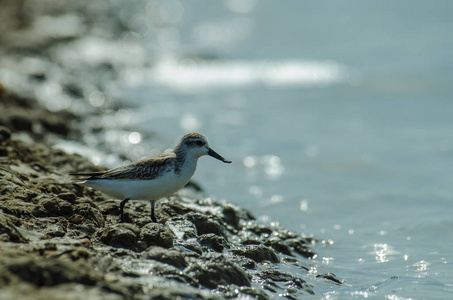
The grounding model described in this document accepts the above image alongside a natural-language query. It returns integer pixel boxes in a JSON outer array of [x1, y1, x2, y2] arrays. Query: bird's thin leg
[[119, 198, 130, 223], [150, 201, 157, 223]]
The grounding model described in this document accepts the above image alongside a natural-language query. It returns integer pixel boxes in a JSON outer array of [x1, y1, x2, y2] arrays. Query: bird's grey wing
[[71, 152, 176, 181], [69, 170, 107, 181]]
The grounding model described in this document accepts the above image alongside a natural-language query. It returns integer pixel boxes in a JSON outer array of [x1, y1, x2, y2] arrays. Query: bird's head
[[179, 133, 231, 163]]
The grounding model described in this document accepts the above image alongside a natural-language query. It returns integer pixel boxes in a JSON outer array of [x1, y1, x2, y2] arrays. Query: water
[[98, 1, 453, 298]]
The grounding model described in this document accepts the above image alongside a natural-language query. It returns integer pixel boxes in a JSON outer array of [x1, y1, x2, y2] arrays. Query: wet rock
[[236, 257, 256, 269], [37, 183, 63, 197], [220, 205, 240, 228], [98, 201, 120, 216], [220, 202, 255, 227], [245, 222, 274, 236], [241, 238, 262, 245], [143, 246, 187, 269], [286, 238, 317, 259], [186, 212, 227, 237], [143, 286, 217, 300], [58, 200, 74, 215], [0, 126, 11, 143], [166, 218, 198, 239], [58, 192, 77, 203], [261, 269, 303, 285], [265, 239, 293, 256], [198, 233, 229, 252], [0, 200, 34, 219], [232, 244, 279, 263], [121, 259, 179, 277], [5, 257, 99, 286], [0, 215, 27, 243], [44, 224, 67, 238], [218, 285, 269, 300], [97, 224, 139, 250], [118, 258, 199, 287], [272, 228, 299, 240], [11, 114, 33, 132], [140, 223, 174, 249], [65, 248, 91, 261], [158, 200, 193, 218], [0, 89, 74, 138], [184, 254, 251, 289], [32, 198, 73, 217], [0, 146, 7, 157], [259, 268, 314, 296], [73, 202, 104, 227], [41, 116, 71, 136], [0, 284, 124, 300], [316, 273, 342, 285], [174, 238, 203, 256]]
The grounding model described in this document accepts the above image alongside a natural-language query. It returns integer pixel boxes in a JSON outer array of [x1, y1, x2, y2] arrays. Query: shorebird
[[70, 133, 231, 223]]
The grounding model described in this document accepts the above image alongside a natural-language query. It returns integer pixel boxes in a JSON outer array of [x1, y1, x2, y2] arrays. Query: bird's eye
[[196, 140, 203, 146]]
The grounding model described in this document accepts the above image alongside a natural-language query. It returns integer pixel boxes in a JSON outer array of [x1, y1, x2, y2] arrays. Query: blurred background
[[1, 0, 453, 298]]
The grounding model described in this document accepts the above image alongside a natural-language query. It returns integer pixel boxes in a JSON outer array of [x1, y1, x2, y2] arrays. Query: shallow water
[[88, 1, 453, 298]]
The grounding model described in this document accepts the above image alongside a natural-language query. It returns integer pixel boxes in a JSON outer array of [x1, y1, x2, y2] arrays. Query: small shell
[[68, 214, 85, 224]]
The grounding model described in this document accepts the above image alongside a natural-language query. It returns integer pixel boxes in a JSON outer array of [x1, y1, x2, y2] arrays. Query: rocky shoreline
[[0, 1, 341, 299], [0, 110, 340, 299]]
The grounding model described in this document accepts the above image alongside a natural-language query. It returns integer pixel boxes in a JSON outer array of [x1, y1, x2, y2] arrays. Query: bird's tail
[[69, 171, 106, 182]]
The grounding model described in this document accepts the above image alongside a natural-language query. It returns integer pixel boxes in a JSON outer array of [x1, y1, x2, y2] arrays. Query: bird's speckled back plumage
[[71, 152, 176, 181]]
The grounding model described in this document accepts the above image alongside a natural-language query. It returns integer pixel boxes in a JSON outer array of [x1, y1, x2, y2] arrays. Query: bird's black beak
[[208, 148, 232, 163]]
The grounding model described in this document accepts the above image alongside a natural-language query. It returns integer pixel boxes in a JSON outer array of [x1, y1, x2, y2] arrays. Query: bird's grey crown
[[180, 132, 206, 141]]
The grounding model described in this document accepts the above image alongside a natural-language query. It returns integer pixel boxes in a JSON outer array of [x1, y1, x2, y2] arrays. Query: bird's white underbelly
[[83, 171, 193, 201]]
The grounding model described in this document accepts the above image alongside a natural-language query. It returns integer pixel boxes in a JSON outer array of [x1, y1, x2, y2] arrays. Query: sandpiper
[[70, 133, 231, 223]]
